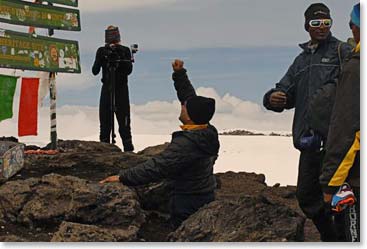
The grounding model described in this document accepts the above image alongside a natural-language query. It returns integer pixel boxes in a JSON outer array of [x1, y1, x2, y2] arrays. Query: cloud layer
[[0, 87, 293, 146]]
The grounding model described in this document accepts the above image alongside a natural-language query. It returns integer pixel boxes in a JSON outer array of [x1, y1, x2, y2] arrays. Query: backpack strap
[[338, 41, 348, 72], [337, 42, 344, 72]]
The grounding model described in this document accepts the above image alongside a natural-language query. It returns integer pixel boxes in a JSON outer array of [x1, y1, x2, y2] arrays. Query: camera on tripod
[[104, 43, 139, 63], [130, 44, 138, 63], [131, 44, 138, 54]]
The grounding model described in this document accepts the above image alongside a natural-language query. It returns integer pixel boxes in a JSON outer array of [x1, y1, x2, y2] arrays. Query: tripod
[[106, 59, 119, 144]]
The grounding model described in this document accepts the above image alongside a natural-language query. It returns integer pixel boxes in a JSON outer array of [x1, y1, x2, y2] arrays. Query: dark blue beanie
[[351, 3, 360, 28], [186, 96, 215, 124]]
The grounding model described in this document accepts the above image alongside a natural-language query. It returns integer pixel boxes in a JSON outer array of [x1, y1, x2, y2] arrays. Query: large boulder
[[0, 174, 145, 241], [169, 195, 305, 242], [13, 140, 150, 182], [215, 171, 319, 242], [0, 140, 320, 242]]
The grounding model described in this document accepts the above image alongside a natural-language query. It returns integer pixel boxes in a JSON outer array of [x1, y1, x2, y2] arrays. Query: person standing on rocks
[[100, 59, 219, 228], [92, 25, 134, 152], [262, 3, 352, 241], [320, 3, 360, 242]]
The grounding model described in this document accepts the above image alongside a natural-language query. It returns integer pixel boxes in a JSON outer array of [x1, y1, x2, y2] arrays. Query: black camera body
[[104, 44, 139, 64], [131, 44, 138, 54]]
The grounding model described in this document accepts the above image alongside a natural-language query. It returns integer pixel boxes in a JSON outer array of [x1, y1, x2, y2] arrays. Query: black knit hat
[[105, 26, 121, 44], [304, 3, 331, 31], [186, 96, 216, 125]]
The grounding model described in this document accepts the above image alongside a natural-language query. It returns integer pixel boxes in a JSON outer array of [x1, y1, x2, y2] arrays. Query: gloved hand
[[299, 130, 322, 151], [331, 183, 356, 212]]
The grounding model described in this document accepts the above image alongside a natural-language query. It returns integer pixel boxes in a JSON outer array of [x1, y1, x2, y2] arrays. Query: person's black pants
[[170, 192, 215, 229], [296, 151, 339, 241], [99, 85, 132, 144]]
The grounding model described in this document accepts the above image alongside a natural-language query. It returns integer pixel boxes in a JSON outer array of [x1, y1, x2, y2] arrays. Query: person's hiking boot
[[123, 139, 134, 152]]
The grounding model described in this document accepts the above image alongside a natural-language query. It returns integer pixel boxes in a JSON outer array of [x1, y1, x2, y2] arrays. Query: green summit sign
[[0, 29, 81, 73], [0, 0, 81, 31], [45, 0, 78, 7]]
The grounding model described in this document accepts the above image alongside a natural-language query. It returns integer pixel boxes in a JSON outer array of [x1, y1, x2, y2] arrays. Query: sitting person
[[100, 59, 220, 228]]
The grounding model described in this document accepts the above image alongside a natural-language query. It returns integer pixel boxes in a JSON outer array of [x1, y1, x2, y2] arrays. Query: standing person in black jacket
[[320, 3, 360, 242], [263, 3, 352, 241], [100, 59, 219, 228], [92, 25, 134, 152]]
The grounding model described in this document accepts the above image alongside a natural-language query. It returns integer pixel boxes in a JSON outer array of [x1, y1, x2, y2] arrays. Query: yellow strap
[[180, 124, 208, 131], [354, 42, 360, 53], [329, 131, 360, 186]]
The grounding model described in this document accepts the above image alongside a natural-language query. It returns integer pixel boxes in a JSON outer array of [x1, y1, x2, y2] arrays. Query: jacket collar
[[299, 33, 336, 52], [180, 124, 208, 131]]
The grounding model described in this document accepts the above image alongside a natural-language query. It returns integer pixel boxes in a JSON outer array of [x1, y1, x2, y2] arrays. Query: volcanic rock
[[51, 221, 140, 242], [0, 140, 320, 242], [169, 196, 304, 242], [0, 173, 144, 241]]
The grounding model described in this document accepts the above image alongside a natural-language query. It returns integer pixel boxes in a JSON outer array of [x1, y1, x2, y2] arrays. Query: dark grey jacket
[[92, 44, 133, 85], [119, 126, 219, 194], [320, 49, 360, 194], [263, 35, 352, 150], [119, 69, 220, 195]]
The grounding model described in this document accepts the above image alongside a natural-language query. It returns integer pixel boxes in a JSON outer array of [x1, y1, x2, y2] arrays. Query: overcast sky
[[0, 0, 360, 141], [1, 0, 358, 100], [76, 0, 356, 52], [2, 0, 356, 51]]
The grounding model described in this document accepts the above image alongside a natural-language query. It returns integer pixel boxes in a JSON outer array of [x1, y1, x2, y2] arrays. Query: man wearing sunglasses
[[263, 3, 352, 241]]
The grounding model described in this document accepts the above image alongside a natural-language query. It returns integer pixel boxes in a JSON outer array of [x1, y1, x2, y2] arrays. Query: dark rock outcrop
[[0, 140, 320, 242], [0, 173, 144, 241], [169, 196, 304, 242], [14, 140, 150, 182], [220, 130, 265, 136]]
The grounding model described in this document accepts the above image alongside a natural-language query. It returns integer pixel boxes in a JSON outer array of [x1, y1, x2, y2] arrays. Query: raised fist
[[172, 59, 184, 72]]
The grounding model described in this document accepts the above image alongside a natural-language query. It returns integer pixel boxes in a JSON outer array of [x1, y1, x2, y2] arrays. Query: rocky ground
[[0, 139, 320, 242]]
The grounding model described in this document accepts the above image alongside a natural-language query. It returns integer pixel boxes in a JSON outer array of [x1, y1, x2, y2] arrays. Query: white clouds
[[0, 87, 293, 146], [79, 0, 176, 13]]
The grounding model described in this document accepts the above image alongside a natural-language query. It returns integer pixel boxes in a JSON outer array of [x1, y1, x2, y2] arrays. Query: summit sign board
[[0, 29, 81, 73], [45, 0, 78, 7], [0, 0, 81, 31]]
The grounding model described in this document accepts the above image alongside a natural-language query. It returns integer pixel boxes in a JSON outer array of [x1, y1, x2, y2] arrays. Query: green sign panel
[[0, 0, 81, 31], [0, 29, 81, 73], [46, 0, 78, 7]]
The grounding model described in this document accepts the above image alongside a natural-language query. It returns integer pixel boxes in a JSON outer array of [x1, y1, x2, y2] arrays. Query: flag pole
[[48, 2, 57, 150], [49, 72, 57, 149]]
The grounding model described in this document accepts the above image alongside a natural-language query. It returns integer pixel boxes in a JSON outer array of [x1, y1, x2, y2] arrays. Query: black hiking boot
[[123, 139, 134, 152]]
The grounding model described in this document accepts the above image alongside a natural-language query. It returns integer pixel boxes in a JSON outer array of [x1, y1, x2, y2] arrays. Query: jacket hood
[[176, 124, 220, 156]]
